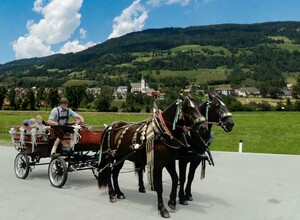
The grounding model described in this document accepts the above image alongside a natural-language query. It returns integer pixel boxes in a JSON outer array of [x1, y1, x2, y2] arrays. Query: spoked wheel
[[48, 157, 68, 188], [14, 152, 30, 179]]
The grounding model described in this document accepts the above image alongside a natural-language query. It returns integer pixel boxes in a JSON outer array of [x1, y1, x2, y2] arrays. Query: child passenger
[[31, 115, 46, 134]]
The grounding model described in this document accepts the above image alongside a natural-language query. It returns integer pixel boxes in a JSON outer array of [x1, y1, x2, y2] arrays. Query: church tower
[[141, 76, 146, 93]]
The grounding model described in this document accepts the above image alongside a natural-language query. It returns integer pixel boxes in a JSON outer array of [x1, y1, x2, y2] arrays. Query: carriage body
[[11, 125, 103, 188], [11, 125, 103, 156]]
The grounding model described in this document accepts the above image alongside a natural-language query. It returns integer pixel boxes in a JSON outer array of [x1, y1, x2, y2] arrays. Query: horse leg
[[98, 154, 116, 203], [165, 161, 178, 210], [136, 162, 146, 193], [154, 166, 170, 218], [178, 160, 189, 205], [112, 160, 126, 199], [185, 159, 201, 201]]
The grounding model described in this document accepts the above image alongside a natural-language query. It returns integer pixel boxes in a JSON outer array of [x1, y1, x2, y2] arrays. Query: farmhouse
[[236, 87, 260, 97], [214, 87, 234, 96], [114, 86, 128, 99]]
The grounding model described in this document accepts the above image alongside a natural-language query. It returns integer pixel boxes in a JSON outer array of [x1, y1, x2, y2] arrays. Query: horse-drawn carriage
[[10, 124, 102, 188], [9, 94, 234, 218]]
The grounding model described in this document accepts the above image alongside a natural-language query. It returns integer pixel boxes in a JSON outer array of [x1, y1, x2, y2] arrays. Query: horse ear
[[209, 93, 215, 100], [153, 101, 158, 113], [179, 94, 185, 100]]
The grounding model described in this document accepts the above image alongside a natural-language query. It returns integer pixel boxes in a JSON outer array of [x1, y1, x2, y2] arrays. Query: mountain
[[1, 21, 300, 90]]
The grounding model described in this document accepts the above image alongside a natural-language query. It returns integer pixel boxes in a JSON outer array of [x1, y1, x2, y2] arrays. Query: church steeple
[[141, 75, 146, 93]]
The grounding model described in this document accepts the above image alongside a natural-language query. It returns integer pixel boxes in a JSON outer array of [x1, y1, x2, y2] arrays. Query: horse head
[[161, 95, 207, 137], [203, 93, 234, 132], [178, 95, 208, 135]]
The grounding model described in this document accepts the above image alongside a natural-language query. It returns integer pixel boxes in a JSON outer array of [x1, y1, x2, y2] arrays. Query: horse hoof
[[139, 188, 146, 193], [159, 208, 170, 218], [186, 195, 193, 201], [117, 194, 126, 199], [109, 196, 117, 203], [168, 200, 176, 210], [179, 200, 188, 205]]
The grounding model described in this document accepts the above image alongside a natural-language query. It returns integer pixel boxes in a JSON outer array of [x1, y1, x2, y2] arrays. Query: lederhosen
[[53, 108, 74, 139]]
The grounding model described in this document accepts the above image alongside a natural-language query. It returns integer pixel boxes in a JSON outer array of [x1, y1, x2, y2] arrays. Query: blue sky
[[0, 0, 300, 64]]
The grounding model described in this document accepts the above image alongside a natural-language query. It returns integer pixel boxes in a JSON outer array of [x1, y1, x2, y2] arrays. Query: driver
[[47, 97, 84, 158]]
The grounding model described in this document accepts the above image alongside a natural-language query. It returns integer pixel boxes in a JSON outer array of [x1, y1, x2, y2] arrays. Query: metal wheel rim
[[14, 154, 28, 178], [49, 159, 65, 186]]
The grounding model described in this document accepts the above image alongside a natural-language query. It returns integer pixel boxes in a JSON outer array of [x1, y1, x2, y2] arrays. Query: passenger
[[31, 115, 46, 134], [23, 118, 36, 126], [47, 97, 84, 158]]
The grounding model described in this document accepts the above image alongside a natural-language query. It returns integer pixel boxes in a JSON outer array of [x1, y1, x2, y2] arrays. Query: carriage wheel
[[48, 157, 68, 188], [14, 153, 30, 179]]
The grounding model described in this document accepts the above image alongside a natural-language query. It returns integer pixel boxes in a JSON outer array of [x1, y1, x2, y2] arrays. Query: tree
[[26, 89, 35, 110], [285, 98, 293, 111], [65, 86, 86, 110], [36, 88, 45, 110], [47, 88, 59, 108], [294, 101, 300, 111], [0, 87, 7, 110], [292, 79, 300, 99], [94, 86, 113, 112], [8, 88, 16, 110]]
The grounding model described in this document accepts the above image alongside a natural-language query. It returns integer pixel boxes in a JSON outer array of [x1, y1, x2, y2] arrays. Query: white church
[[130, 76, 154, 94]]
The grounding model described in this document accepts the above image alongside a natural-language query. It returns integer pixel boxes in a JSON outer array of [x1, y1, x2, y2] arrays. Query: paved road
[[0, 146, 299, 220]]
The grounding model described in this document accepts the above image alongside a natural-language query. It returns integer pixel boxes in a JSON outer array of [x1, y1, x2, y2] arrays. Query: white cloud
[[79, 28, 87, 39], [12, 0, 94, 60], [147, 0, 190, 6], [33, 0, 44, 13], [59, 40, 96, 54], [28, 0, 83, 44], [108, 0, 148, 39], [12, 35, 54, 59]]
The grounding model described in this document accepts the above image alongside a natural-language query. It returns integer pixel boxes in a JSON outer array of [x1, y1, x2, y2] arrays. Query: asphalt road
[[0, 146, 299, 220]]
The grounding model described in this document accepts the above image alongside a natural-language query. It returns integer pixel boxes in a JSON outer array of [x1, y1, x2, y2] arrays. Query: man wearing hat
[[48, 97, 84, 158]]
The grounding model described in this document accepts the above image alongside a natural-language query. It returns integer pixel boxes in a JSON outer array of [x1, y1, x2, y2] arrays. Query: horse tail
[[98, 124, 113, 189], [97, 153, 112, 188]]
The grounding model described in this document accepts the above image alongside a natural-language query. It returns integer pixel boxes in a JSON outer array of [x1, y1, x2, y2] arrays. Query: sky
[[0, 0, 300, 64]]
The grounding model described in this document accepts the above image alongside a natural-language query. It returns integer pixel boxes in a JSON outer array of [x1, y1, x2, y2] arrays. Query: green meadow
[[0, 111, 299, 155]]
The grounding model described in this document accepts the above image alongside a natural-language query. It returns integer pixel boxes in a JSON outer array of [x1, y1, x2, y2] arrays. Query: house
[[214, 87, 234, 96], [236, 87, 260, 97], [114, 86, 128, 99], [86, 87, 101, 97], [280, 89, 293, 99]]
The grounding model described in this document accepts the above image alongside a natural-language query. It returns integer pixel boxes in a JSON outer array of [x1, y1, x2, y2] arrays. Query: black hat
[[60, 97, 69, 104]]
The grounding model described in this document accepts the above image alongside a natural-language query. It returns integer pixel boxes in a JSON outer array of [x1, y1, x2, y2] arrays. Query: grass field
[[146, 68, 229, 84], [171, 45, 231, 56], [269, 36, 300, 51], [1, 111, 299, 155]]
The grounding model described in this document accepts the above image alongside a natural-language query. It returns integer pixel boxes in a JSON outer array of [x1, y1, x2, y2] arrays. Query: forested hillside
[[1, 21, 300, 93]]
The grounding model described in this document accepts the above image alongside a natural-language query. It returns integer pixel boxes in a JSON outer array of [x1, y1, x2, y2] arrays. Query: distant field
[[61, 79, 96, 87], [153, 68, 229, 84], [269, 36, 300, 51], [283, 72, 300, 84], [237, 97, 295, 106], [171, 44, 231, 56], [1, 111, 300, 155]]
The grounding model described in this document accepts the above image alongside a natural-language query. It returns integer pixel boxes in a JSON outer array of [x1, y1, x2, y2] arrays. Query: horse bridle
[[171, 98, 206, 131], [205, 99, 232, 131]]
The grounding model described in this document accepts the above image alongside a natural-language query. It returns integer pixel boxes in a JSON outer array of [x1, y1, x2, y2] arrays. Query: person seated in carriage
[[22, 118, 36, 126], [47, 97, 84, 158], [31, 115, 47, 134]]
